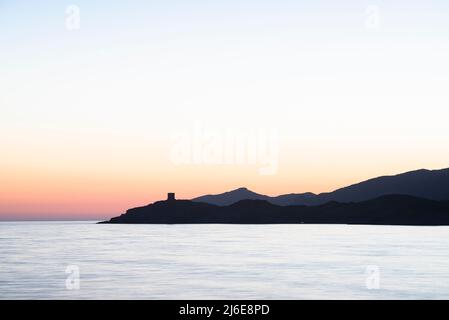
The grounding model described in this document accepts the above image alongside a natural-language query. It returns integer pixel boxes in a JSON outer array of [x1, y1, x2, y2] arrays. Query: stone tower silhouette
[[167, 193, 175, 202]]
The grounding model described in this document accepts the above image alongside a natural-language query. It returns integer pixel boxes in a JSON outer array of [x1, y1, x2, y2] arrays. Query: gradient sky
[[1, 1, 449, 220]]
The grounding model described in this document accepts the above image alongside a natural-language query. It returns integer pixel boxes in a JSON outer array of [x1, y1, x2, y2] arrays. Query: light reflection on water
[[1, 221, 449, 299]]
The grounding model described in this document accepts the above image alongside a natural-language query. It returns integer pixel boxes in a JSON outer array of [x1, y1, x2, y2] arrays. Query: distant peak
[[228, 187, 259, 195]]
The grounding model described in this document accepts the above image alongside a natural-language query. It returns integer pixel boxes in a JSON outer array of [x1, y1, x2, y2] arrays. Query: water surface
[[1, 222, 448, 299]]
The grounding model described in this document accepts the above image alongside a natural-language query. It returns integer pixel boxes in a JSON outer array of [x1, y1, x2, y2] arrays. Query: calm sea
[[1, 221, 449, 299]]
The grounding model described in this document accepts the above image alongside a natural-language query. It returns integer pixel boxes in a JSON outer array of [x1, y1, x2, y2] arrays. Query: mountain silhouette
[[193, 187, 316, 206], [192, 168, 449, 206], [101, 194, 449, 225], [100, 167, 449, 225], [310, 168, 449, 205], [193, 187, 270, 206]]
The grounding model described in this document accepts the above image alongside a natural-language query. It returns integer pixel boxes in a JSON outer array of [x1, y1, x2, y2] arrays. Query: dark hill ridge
[[101, 194, 449, 225], [193, 187, 316, 206], [192, 168, 449, 206], [314, 168, 449, 205], [193, 187, 269, 206], [101, 167, 449, 225]]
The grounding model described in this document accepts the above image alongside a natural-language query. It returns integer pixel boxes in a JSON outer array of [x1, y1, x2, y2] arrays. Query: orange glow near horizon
[[2, 114, 449, 220], [2, 152, 449, 220]]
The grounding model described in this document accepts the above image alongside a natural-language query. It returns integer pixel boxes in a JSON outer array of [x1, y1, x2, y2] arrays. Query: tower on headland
[[167, 193, 176, 202]]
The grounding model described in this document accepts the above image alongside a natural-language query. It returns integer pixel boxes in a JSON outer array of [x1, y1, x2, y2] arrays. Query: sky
[[1, 0, 449, 220]]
